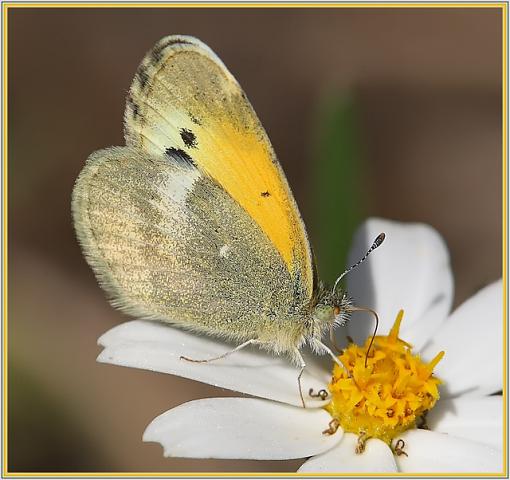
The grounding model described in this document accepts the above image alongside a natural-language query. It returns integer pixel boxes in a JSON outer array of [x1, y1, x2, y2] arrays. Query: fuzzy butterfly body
[[72, 35, 351, 367]]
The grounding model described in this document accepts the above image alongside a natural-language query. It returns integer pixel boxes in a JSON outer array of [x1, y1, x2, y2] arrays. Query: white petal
[[428, 396, 503, 449], [298, 433, 397, 473], [395, 429, 502, 473], [97, 320, 330, 407], [346, 218, 453, 350], [143, 397, 342, 460], [420, 279, 503, 397]]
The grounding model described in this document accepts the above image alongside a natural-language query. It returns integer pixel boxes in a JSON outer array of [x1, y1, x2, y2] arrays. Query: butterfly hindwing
[[72, 146, 308, 349]]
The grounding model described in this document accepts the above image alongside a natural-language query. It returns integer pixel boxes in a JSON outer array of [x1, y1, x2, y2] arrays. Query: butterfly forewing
[[124, 35, 314, 299]]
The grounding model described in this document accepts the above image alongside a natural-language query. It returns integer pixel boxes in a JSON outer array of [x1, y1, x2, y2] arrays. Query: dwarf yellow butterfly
[[72, 35, 383, 405]]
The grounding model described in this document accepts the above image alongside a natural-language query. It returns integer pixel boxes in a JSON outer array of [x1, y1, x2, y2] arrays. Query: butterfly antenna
[[332, 233, 386, 294]]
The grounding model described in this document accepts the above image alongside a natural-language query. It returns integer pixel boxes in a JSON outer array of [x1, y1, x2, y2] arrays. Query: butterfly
[[72, 35, 384, 406]]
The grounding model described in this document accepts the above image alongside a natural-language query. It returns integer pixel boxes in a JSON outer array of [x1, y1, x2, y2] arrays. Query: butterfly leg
[[311, 339, 349, 374], [180, 339, 261, 364], [291, 349, 308, 409]]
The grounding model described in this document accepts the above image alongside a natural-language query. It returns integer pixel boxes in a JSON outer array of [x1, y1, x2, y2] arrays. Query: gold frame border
[[1, 1, 507, 478]]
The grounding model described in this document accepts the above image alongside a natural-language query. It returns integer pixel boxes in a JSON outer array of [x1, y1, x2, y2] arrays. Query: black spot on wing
[[160, 37, 193, 49], [151, 38, 195, 66], [165, 147, 196, 167], [151, 45, 165, 64], [137, 66, 150, 89], [180, 128, 197, 148], [261, 191, 270, 197], [189, 113, 202, 126], [126, 94, 140, 119]]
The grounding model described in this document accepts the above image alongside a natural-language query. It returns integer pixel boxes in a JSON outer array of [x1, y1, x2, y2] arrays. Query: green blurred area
[[313, 93, 366, 286]]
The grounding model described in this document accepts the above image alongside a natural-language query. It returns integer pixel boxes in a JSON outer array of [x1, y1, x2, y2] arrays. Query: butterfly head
[[313, 288, 352, 328]]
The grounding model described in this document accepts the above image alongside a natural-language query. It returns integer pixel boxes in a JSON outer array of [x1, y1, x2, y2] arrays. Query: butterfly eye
[[333, 306, 341, 316]]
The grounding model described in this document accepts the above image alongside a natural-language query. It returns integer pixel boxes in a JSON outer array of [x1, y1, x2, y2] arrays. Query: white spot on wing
[[219, 245, 230, 258], [164, 167, 200, 204]]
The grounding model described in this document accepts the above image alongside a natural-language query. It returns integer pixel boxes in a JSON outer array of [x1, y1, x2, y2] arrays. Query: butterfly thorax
[[303, 285, 352, 346]]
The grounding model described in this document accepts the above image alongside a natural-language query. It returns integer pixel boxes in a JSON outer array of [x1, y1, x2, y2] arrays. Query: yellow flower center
[[326, 310, 444, 445]]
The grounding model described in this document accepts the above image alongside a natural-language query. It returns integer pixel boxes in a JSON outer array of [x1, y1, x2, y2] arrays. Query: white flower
[[97, 219, 503, 473]]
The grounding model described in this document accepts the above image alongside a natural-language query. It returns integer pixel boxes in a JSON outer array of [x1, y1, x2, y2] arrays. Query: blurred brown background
[[8, 6, 502, 473]]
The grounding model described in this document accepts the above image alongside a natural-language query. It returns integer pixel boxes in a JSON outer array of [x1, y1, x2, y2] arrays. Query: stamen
[[322, 418, 340, 436], [309, 388, 329, 400], [393, 439, 408, 457], [355, 432, 367, 454]]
